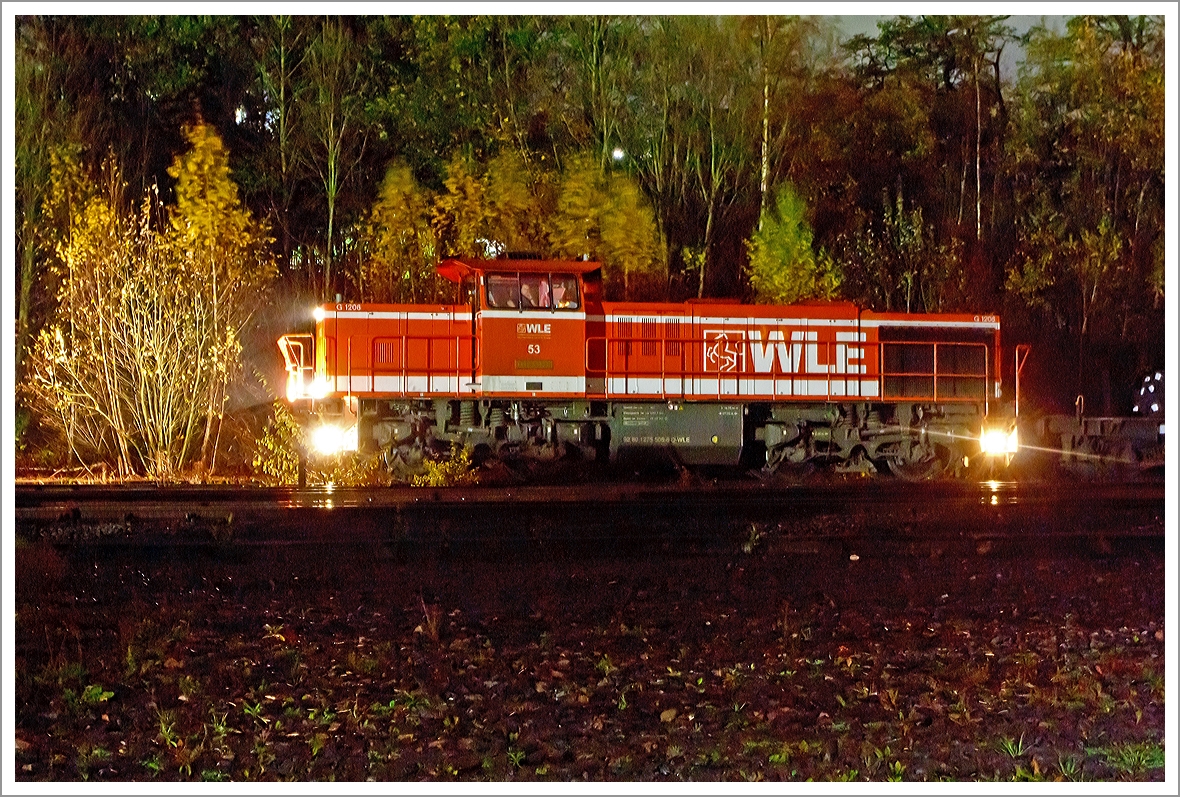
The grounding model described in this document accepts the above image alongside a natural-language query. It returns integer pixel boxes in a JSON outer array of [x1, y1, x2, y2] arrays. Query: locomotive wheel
[[836, 449, 878, 476], [383, 443, 429, 480], [886, 441, 950, 481]]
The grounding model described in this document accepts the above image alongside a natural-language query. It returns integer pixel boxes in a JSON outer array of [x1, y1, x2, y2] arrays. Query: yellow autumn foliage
[[25, 126, 275, 480], [547, 152, 664, 298], [362, 160, 438, 303], [432, 154, 488, 259]]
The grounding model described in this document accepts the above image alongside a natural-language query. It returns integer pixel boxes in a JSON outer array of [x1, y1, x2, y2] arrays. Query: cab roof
[[436, 258, 602, 283]]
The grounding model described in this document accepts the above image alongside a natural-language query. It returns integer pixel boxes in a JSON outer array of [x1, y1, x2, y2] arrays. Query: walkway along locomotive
[[278, 258, 1022, 478]]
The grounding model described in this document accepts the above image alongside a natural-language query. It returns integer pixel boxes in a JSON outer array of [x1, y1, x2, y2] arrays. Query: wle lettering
[[517, 323, 551, 336], [747, 330, 866, 375]]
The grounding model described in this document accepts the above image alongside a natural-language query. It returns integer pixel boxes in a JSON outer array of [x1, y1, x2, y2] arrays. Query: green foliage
[[303, 17, 368, 299], [836, 189, 962, 313], [411, 444, 479, 488], [1085, 741, 1165, 775], [312, 451, 390, 487], [252, 402, 302, 485], [429, 147, 555, 264], [1006, 15, 1163, 366], [80, 683, 114, 705], [547, 152, 603, 260], [433, 154, 490, 259], [599, 176, 665, 297], [14, 17, 72, 379], [157, 709, 180, 748], [996, 733, 1027, 758], [746, 183, 841, 305], [484, 149, 548, 254]]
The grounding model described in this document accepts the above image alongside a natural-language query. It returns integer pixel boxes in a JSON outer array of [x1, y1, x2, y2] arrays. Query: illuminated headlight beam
[[307, 376, 332, 400], [312, 424, 358, 455], [979, 427, 1019, 457]]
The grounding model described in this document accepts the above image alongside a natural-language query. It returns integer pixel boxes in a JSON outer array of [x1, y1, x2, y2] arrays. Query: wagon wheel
[[886, 440, 951, 481]]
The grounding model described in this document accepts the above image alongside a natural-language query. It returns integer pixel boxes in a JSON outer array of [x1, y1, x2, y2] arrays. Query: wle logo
[[704, 329, 867, 375]]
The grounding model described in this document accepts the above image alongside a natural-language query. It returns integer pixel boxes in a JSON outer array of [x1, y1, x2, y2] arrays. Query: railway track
[[15, 480, 1164, 562]]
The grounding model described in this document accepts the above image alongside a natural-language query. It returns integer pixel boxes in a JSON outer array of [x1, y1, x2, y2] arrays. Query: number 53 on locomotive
[[278, 258, 1022, 479]]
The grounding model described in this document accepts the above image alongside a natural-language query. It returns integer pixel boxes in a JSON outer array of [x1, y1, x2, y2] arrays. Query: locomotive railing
[[878, 340, 990, 412], [277, 334, 316, 401], [586, 331, 990, 406], [333, 333, 479, 396]]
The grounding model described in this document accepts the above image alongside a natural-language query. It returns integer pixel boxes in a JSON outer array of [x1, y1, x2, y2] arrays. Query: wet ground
[[13, 497, 1167, 782]]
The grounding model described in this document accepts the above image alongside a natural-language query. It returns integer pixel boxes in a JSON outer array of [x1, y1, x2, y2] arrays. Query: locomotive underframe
[[330, 395, 984, 479]]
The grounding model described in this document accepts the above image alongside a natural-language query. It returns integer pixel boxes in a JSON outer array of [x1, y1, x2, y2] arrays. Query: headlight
[[313, 307, 326, 322], [980, 426, 1019, 456], [286, 374, 304, 403], [307, 376, 332, 399], [312, 424, 358, 455]]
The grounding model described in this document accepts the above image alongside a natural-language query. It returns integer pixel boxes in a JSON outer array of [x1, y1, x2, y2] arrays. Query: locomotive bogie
[[756, 400, 978, 466]]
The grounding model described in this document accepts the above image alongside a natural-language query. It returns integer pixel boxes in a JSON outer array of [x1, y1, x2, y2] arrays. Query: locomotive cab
[[436, 258, 602, 399]]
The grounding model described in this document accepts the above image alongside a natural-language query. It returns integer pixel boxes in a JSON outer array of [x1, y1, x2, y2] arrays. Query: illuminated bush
[[411, 444, 479, 488]]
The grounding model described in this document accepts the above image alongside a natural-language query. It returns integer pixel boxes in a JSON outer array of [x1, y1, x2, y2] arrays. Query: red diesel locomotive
[[278, 257, 1020, 478]]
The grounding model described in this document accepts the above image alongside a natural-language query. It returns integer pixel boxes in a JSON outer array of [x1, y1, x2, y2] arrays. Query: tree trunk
[[958, 137, 968, 228], [200, 255, 219, 472], [974, 56, 982, 241], [278, 31, 294, 276], [698, 199, 714, 299], [17, 225, 37, 380], [758, 18, 771, 231], [324, 189, 335, 300]]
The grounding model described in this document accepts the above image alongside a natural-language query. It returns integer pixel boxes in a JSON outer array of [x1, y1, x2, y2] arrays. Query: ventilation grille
[[641, 317, 657, 356], [664, 319, 682, 356], [617, 319, 633, 356]]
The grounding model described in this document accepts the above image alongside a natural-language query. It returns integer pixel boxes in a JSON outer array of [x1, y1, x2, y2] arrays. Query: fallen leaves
[[12, 528, 1166, 783]]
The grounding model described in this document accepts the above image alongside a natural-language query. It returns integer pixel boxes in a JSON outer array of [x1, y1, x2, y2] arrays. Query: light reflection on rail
[[978, 479, 1020, 505]]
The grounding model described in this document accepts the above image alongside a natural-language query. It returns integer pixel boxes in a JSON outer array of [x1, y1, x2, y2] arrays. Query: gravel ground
[[14, 502, 1166, 783]]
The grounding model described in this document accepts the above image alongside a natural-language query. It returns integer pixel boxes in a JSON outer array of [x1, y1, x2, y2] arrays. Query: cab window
[[485, 271, 580, 310], [486, 273, 518, 308], [520, 274, 551, 308], [551, 274, 580, 309]]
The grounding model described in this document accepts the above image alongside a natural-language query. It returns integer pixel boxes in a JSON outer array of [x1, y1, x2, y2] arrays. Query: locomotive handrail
[[327, 332, 479, 396], [877, 340, 990, 407], [1015, 344, 1030, 417], [586, 330, 990, 405], [278, 334, 316, 400]]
